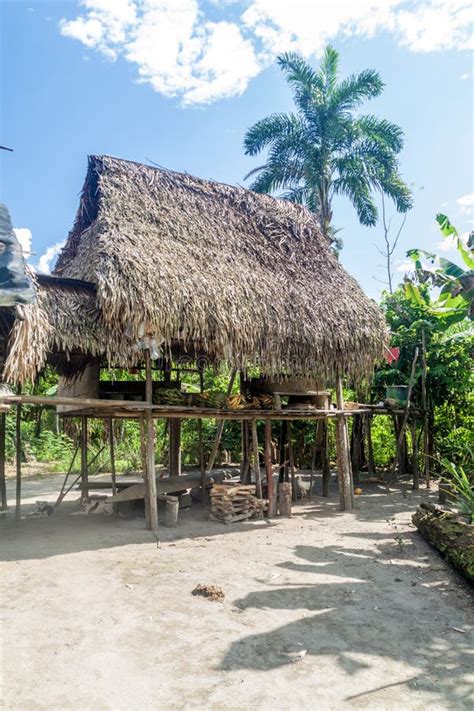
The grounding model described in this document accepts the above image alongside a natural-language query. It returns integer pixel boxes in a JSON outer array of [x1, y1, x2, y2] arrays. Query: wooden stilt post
[[80, 415, 88, 500], [0, 412, 7, 511], [411, 418, 419, 490], [206, 369, 237, 472], [335, 376, 353, 511], [169, 418, 182, 476], [421, 329, 430, 488], [365, 413, 376, 477], [199, 418, 207, 506], [15, 399, 22, 521], [145, 350, 158, 531], [109, 417, 116, 497], [264, 420, 276, 516], [251, 419, 262, 499], [279, 420, 288, 482], [139, 415, 151, 524], [321, 419, 330, 497], [287, 422, 296, 500]]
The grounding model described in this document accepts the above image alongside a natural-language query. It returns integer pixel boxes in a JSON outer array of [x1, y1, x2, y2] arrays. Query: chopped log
[[163, 496, 179, 527], [278, 482, 292, 517], [412, 503, 474, 584]]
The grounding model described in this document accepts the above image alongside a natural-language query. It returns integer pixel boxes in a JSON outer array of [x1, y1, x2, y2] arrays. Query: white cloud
[[36, 242, 66, 274], [457, 192, 474, 217], [13, 228, 33, 256], [395, 258, 414, 274], [59, 0, 474, 104]]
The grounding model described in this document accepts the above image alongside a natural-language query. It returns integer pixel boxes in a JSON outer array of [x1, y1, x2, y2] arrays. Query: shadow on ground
[[220, 537, 473, 708]]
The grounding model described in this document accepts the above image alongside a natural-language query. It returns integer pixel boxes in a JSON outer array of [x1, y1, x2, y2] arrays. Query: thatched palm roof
[[5, 155, 387, 383]]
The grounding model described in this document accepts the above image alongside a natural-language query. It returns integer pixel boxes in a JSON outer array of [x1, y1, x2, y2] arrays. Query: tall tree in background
[[244, 46, 412, 245]]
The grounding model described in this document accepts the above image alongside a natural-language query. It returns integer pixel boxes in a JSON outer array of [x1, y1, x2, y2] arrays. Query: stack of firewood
[[210, 483, 268, 524]]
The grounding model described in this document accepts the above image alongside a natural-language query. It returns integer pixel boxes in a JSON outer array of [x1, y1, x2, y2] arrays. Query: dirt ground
[[1, 471, 473, 711]]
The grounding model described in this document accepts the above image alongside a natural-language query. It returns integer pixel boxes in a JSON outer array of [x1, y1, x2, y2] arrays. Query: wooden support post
[[421, 329, 430, 488], [145, 349, 158, 531], [287, 422, 296, 501], [278, 482, 292, 517], [365, 413, 376, 476], [169, 418, 182, 476], [251, 419, 262, 499], [335, 376, 353, 511], [264, 420, 276, 517], [321, 419, 331, 497], [109, 417, 117, 497], [198, 418, 207, 506], [241, 420, 250, 483], [279, 420, 288, 482], [0, 412, 7, 511], [206, 369, 237, 472], [15, 400, 22, 521], [411, 418, 419, 490], [80, 415, 88, 499]]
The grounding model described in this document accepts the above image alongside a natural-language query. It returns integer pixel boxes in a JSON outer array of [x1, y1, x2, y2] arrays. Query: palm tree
[[244, 46, 412, 244]]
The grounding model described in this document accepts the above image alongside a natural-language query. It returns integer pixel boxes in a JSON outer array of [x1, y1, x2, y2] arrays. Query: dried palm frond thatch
[[6, 155, 388, 383]]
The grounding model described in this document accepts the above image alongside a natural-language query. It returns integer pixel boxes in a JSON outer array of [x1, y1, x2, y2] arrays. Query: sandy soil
[[1, 473, 472, 711]]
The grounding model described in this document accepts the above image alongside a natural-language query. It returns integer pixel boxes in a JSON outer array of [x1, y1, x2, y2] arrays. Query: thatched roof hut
[[4, 155, 387, 385]]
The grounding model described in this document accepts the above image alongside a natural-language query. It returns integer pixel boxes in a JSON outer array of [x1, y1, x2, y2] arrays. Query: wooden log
[[163, 496, 179, 527], [279, 421, 288, 482], [264, 420, 277, 517], [335, 376, 353, 511], [15, 399, 22, 521], [321, 420, 330, 497], [0, 412, 7, 511], [251, 419, 262, 499], [278, 482, 292, 517], [412, 503, 474, 584]]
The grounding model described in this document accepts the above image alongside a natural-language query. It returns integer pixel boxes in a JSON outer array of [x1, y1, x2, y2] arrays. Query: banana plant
[[404, 214, 474, 324]]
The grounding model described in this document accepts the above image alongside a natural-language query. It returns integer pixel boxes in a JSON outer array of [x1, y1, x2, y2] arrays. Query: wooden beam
[[335, 376, 353, 511]]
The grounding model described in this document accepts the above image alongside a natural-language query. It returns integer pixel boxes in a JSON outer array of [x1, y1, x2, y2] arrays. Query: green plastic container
[[385, 385, 408, 405]]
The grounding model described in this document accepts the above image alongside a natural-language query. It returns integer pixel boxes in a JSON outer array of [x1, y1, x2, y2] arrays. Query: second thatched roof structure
[[4, 155, 387, 384]]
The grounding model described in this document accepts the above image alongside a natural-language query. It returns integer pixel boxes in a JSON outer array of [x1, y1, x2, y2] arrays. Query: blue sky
[[1, 0, 473, 298]]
